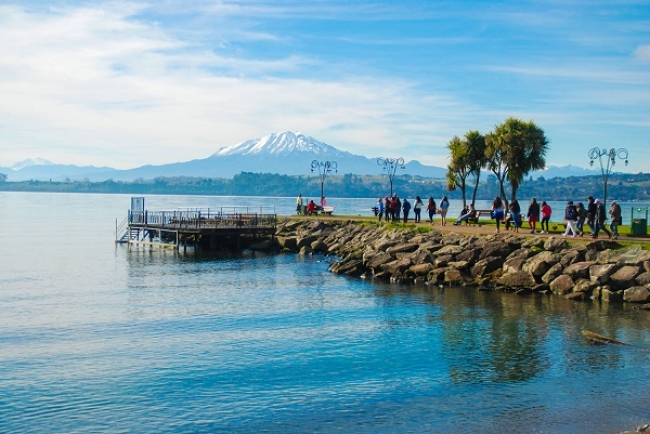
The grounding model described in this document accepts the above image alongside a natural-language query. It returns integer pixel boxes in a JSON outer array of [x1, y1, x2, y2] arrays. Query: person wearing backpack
[[563, 200, 578, 237]]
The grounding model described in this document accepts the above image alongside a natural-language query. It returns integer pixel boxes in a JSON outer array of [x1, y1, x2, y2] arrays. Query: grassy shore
[[289, 214, 650, 248]]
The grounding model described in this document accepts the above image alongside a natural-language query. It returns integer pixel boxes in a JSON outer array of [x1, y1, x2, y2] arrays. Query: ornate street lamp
[[377, 157, 405, 197], [311, 160, 337, 200], [588, 147, 628, 207]]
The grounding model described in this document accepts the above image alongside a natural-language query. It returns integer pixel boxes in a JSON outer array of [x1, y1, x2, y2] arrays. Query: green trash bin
[[630, 207, 648, 236], [631, 219, 647, 236]]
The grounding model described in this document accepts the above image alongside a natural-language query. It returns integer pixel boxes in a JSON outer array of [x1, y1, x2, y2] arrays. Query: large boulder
[[444, 268, 469, 285], [381, 258, 413, 275], [608, 245, 650, 265], [623, 286, 650, 303], [635, 272, 650, 286], [456, 248, 480, 263], [573, 278, 599, 295], [541, 263, 563, 285], [434, 245, 465, 257], [544, 237, 568, 252], [589, 263, 620, 284], [609, 265, 642, 290], [559, 249, 585, 267], [479, 241, 514, 260], [471, 256, 504, 277], [387, 242, 419, 254], [549, 274, 575, 295], [364, 251, 392, 270], [562, 261, 595, 281], [523, 251, 560, 277], [503, 257, 527, 275], [497, 271, 536, 288], [277, 236, 298, 251], [409, 263, 433, 276]]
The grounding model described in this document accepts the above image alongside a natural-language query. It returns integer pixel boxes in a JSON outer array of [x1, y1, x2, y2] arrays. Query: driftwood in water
[[582, 330, 628, 345]]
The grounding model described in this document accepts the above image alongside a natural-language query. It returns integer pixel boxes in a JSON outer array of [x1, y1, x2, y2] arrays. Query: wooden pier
[[116, 207, 277, 251]]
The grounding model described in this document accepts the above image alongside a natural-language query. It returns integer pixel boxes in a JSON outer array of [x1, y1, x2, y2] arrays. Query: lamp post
[[377, 157, 405, 197], [311, 160, 337, 200], [588, 147, 628, 207]]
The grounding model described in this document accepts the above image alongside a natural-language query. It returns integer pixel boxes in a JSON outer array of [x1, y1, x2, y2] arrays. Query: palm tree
[[446, 136, 472, 208], [485, 117, 549, 204], [465, 130, 486, 206]]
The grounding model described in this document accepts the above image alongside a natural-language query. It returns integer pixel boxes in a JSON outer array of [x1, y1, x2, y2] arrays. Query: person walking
[[384, 196, 392, 222], [609, 200, 622, 239], [413, 196, 423, 223], [575, 202, 586, 237], [491, 196, 504, 233], [593, 199, 612, 239], [509, 199, 521, 233], [540, 201, 552, 234], [586, 196, 597, 235], [527, 198, 540, 234], [439, 196, 450, 226], [402, 198, 411, 223], [426, 197, 437, 224], [296, 193, 303, 215], [376, 198, 384, 222], [563, 201, 578, 237]]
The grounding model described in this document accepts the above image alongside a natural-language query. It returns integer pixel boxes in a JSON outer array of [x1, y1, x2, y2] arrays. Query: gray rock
[[479, 241, 514, 260], [503, 257, 527, 275], [636, 272, 650, 286], [444, 268, 468, 285], [559, 249, 585, 267], [471, 256, 504, 277], [524, 250, 560, 277], [434, 254, 454, 268], [380, 258, 413, 275], [409, 263, 433, 276], [387, 242, 419, 254], [562, 261, 595, 281], [541, 263, 563, 285], [549, 274, 575, 295], [565, 292, 588, 301], [610, 265, 642, 290], [589, 263, 620, 284], [448, 260, 470, 271], [609, 245, 650, 265], [623, 286, 650, 303], [506, 248, 535, 261], [434, 245, 465, 256], [310, 239, 328, 252], [456, 248, 480, 263], [573, 278, 598, 294], [497, 271, 537, 288], [277, 236, 298, 250], [585, 239, 617, 251], [364, 251, 392, 270], [544, 237, 568, 252]]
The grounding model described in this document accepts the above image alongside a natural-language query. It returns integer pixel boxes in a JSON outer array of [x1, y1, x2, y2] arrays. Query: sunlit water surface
[[1, 192, 649, 433]]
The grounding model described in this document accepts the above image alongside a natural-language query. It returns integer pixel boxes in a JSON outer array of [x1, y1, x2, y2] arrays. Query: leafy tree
[[446, 136, 472, 208], [485, 117, 549, 204], [465, 130, 487, 206]]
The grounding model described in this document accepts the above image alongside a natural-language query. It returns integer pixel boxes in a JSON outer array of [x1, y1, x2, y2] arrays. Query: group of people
[[489, 195, 622, 239], [296, 194, 327, 215], [560, 196, 622, 239], [375, 194, 451, 224]]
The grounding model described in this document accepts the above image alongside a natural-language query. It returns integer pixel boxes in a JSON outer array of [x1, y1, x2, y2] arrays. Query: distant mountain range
[[0, 131, 603, 182]]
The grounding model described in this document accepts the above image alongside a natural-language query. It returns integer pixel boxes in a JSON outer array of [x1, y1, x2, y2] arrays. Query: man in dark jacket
[[609, 200, 622, 239], [402, 198, 411, 223], [592, 199, 612, 239], [586, 196, 597, 234]]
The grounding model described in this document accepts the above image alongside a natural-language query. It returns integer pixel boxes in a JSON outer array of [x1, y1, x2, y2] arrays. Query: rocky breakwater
[[274, 219, 650, 306]]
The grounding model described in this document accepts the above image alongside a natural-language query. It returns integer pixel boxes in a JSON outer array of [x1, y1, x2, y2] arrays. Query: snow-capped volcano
[[11, 158, 54, 171], [212, 131, 354, 158]]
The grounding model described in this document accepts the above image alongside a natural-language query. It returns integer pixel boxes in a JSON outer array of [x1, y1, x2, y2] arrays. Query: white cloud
[[634, 44, 650, 62]]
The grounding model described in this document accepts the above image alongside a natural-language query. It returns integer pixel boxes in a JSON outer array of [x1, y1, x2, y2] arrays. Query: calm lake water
[[1, 192, 649, 433]]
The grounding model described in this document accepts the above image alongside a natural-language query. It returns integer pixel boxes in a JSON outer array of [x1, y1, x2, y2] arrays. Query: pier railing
[[128, 208, 276, 230]]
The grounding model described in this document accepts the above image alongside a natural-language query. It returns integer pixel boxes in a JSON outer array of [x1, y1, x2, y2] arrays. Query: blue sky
[[0, 0, 648, 172]]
